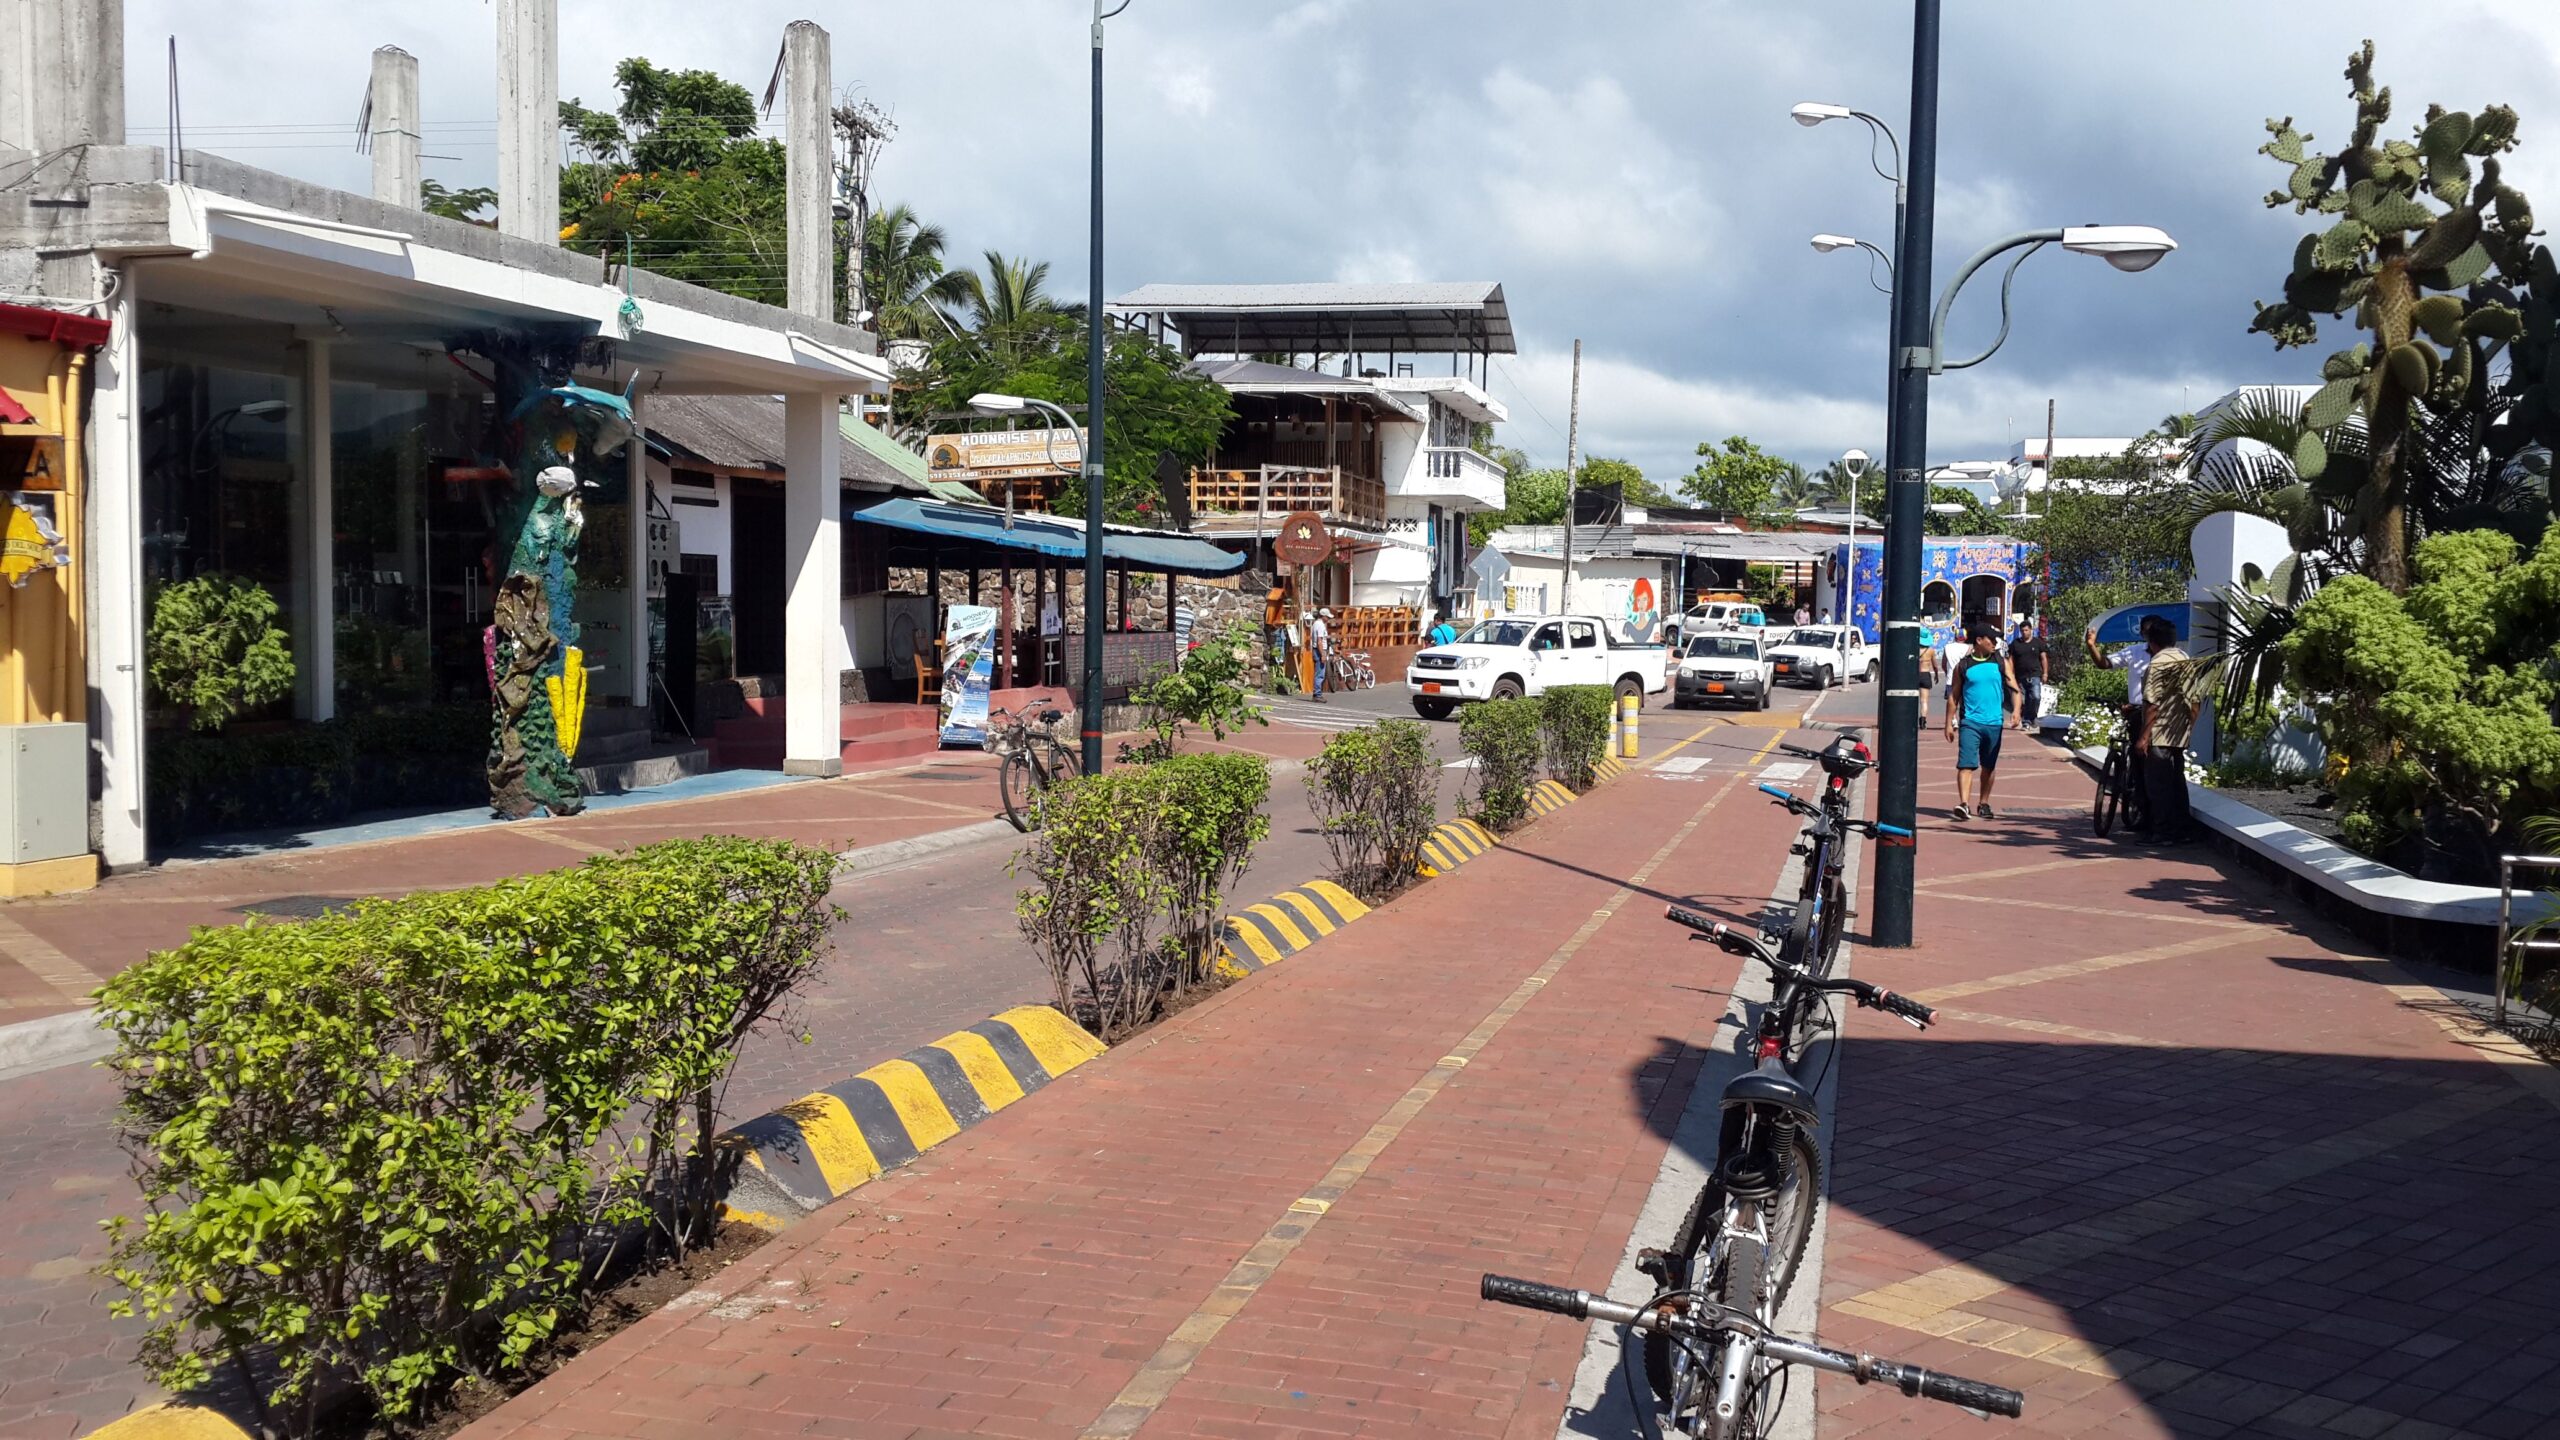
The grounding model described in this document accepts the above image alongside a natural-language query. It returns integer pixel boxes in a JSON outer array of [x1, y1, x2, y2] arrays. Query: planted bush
[[1460, 697, 1544, 831], [1120, 619, 1268, 764], [1306, 720, 1438, 898], [1540, 684, 1614, 791], [96, 836, 838, 1432], [147, 574, 296, 731], [2055, 664, 2128, 721], [1018, 753, 1271, 1040]]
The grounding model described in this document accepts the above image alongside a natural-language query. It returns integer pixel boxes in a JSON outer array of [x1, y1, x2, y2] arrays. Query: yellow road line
[[1916, 857, 2121, 888], [0, 912, 101, 1004], [1908, 929, 2266, 1005]]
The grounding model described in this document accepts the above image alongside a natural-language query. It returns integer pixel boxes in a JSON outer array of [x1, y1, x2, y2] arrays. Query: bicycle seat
[[1720, 1064, 1817, 1121], [1038, 707, 1065, 723]]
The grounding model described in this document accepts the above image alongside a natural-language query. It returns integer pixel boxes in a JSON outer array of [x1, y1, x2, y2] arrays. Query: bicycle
[[1769, 732, 1877, 984], [986, 704, 1075, 832], [1640, 907, 1926, 1413], [1331, 650, 1376, 691], [2090, 708, 2149, 837], [1480, 1271, 2021, 1439]]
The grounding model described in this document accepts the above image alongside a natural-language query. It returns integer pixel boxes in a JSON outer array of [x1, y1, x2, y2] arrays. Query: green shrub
[[2055, 664, 2128, 719], [1151, 753, 1272, 987], [147, 574, 297, 731], [1306, 720, 1439, 898], [1460, 697, 1544, 830], [1539, 685, 1614, 791], [149, 704, 490, 844], [1120, 619, 1268, 764], [96, 837, 838, 1431]]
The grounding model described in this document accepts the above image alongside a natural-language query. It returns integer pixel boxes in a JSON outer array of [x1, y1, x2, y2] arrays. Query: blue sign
[[938, 604, 999, 746], [2087, 601, 2193, 647]]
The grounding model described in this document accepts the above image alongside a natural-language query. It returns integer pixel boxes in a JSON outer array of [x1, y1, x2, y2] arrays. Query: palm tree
[[955, 250, 1086, 331], [863, 204, 974, 342], [1806, 460, 1862, 510], [1768, 460, 1815, 515], [2155, 411, 2201, 440]]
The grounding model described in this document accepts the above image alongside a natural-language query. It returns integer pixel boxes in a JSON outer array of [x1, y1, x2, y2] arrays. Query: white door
[[1566, 619, 1607, 687]]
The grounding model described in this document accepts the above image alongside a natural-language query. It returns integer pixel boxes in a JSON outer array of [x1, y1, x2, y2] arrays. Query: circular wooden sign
[[1273, 510, 1333, 567]]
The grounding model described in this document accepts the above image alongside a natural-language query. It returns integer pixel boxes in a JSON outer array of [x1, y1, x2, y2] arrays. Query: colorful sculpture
[[462, 332, 633, 820]]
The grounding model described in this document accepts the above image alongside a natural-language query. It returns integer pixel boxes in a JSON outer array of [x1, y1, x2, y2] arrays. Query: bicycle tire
[[1645, 1128, 1821, 1410], [2092, 748, 2123, 837], [999, 752, 1039, 832]]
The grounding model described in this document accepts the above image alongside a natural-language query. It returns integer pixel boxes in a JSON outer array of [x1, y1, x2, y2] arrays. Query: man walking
[[1945, 621, 2018, 821], [1426, 610, 1458, 648], [2136, 617, 2196, 843], [2011, 620, 2049, 727], [1309, 608, 1333, 702]]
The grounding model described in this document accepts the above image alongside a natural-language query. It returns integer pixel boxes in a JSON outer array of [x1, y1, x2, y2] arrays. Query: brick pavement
[[454, 714, 1811, 1440], [1814, 732, 2560, 1439]]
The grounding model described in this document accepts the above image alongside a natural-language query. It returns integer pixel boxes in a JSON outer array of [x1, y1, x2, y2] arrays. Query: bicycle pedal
[[1635, 1248, 1672, 1282]]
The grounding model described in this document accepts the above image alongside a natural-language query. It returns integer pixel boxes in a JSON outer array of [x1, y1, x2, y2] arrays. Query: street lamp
[[1836, 447, 1869, 675], [1810, 234, 1894, 295], [967, 392, 1084, 525], [1078, 0, 1134, 776], [1920, 225, 2179, 376]]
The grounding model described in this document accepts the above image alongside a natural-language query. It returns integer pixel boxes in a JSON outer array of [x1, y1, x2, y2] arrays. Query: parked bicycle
[[2090, 728, 2148, 837], [1769, 731, 1878, 984], [987, 703, 1075, 831], [1638, 907, 1929, 1418], [1480, 1270, 2021, 1439], [1331, 649, 1377, 691]]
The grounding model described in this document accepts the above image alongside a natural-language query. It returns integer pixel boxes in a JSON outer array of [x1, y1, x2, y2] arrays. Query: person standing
[[2137, 618, 2195, 843], [1426, 610, 1458, 647], [2011, 620, 2050, 727], [1936, 629, 1971, 734], [1945, 622, 2019, 821], [1309, 608, 1333, 701]]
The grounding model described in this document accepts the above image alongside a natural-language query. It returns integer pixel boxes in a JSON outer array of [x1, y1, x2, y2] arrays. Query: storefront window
[[331, 377, 438, 711]]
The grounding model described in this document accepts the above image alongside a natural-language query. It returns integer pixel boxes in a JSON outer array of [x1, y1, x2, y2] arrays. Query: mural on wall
[[1833, 539, 2038, 649], [458, 329, 633, 820]]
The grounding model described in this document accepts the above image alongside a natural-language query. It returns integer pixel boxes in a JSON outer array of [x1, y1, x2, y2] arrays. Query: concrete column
[[782, 391, 842, 775], [3, 0, 124, 155], [369, 46, 422, 210], [495, 0, 559, 243], [625, 391, 650, 706], [783, 21, 834, 321], [86, 268, 146, 868], [301, 339, 336, 721]]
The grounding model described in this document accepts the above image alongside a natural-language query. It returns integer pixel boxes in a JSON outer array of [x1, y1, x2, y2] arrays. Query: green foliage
[[557, 60, 788, 306], [1305, 721, 1439, 899], [97, 837, 838, 1430], [2248, 41, 2542, 590], [1539, 685, 1614, 792], [1580, 456, 1678, 510], [418, 180, 495, 225], [1680, 435, 1792, 519], [1120, 620, 1268, 764], [2282, 524, 2560, 870], [2019, 463, 2195, 650], [1015, 757, 1271, 1040], [1855, 481, 2007, 537], [1470, 463, 1568, 544], [865, 204, 973, 343], [146, 575, 296, 731], [1459, 697, 1544, 830], [911, 313, 1231, 523], [150, 704, 488, 843], [2056, 665, 2129, 719]]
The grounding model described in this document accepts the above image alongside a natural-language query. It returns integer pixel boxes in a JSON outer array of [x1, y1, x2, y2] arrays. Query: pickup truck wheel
[[1827, 664, 1843, 689], [1613, 676, 1643, 711], [1491, 678, 1525, 702], [1412, 698, 1454, 721], [1758, 685, 1772, 711]]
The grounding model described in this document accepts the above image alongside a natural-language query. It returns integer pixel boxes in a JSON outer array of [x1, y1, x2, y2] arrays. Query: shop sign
[[926, 429, 1085, 484]]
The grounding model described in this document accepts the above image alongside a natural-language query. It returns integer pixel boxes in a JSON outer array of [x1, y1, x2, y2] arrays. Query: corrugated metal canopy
[[1111, 282, 1514, 356], [847, 497, 1247, 577], [648, 394, 925, 492]]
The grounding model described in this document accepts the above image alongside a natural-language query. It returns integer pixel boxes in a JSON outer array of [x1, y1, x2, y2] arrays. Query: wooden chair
[[914, 628, 941, 706]]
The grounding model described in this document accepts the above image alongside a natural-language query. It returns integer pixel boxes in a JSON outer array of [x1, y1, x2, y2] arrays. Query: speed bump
[[84, 1408, 252, 1440], [1417, 818, 1497, 877], [1216, 880, 1370, 978], [1527, 778, 1576, 816], [718, 1004, 1105, 1227], [1594, 756, 1628, 782]]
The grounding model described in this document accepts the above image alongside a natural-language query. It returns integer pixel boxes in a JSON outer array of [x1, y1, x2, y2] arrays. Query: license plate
[[1422, 682, 1443, 694], [1706, 682, 1726, 693], [1776, 661, 1792, 672]]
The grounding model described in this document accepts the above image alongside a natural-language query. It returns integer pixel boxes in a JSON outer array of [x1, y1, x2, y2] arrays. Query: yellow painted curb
[[719, 1004, 1104, 1226], [84, 1406, 253, 1440], [1416, 818, 1496, 877], [1216, 881, 1370, 978]]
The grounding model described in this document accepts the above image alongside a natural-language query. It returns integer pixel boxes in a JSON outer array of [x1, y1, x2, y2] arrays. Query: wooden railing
[[1187, 465, 1388, 530]]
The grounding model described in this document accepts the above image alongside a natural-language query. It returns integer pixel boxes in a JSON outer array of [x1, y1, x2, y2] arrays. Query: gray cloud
[[125, 1, 2560, 482]]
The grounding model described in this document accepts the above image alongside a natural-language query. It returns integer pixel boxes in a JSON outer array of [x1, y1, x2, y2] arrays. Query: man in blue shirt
[[1426, 611, 1459, 647], [1944, 621, 2020, 822]]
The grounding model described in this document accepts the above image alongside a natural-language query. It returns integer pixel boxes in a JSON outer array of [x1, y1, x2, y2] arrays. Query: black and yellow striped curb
[[85, 1406, 253, 1440], [1527, 778, 1577, 816], [1417, 817, 1498, 877], [718, 1005, 1105, 1228], [1215, 880, 1372, 977], [1594, 755, 1629, 782]]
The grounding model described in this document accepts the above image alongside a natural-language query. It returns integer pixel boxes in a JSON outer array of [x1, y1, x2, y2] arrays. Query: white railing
[[1414, 446, 1507, 504]]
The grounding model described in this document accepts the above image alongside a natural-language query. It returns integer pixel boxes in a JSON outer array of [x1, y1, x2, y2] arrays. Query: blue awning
[[847, 496, 1246, 578]]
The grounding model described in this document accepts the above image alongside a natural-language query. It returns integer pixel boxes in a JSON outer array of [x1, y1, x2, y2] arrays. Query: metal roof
[[1111, 282, 1514, 356], [846, 498, 1247, 578], [648, 394, 925, 492], [1185, 359, 1427, 419]]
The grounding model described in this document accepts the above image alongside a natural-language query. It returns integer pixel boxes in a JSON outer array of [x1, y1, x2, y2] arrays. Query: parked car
[[1406, 614, 1669, 720], [1672, 631, 1772, 710], [1765, 625, 1876, 689], [1674, 601, 1769, 642]]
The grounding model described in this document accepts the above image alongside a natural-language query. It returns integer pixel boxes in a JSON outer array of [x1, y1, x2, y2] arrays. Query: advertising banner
[[938, 603, 999, 746]]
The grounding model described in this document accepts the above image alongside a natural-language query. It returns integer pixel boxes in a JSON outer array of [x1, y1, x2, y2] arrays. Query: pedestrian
[[1309, 608, 1333, 701], [1426, 610, 1459, 647], [1793, 601, 1810, 627], [1936, 629, 1971, 733], [2081, 619, 2156, 831], [2011, 620, 2050, 727], [1945, 621, 2019, 821], [2136, 616, 2196, 843]]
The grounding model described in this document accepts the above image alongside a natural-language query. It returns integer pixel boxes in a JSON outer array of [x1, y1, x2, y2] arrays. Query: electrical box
[[0, 722, 89, 863]]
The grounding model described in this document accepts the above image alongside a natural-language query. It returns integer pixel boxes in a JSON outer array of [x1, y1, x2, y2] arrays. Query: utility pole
[[1080, 2, 1127, 775], [2038, 396, 2056, 523], [1560, 337, 1582, 614], [1871, 0, 1941, 948]]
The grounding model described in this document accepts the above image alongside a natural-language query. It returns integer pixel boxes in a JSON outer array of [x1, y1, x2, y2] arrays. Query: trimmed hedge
[[1540, 685, 1614, 791], [1460, 697, 1544, 830], [1306, 720, 1439, 898], [149, 704, 490, 844], [97, 836, 839, 1431]]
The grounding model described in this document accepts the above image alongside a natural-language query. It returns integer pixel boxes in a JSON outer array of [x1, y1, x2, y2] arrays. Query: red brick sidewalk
[[458, 717, 1812, 1440], [1814, 736, 2560, 1439]]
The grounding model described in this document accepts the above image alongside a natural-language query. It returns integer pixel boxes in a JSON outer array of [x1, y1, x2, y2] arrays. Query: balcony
[[1402, 446, 1507, 510], [1187, 465, 1387, 532]]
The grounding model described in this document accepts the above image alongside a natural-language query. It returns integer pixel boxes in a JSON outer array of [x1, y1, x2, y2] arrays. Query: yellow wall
[[0, 332, 86, 725]]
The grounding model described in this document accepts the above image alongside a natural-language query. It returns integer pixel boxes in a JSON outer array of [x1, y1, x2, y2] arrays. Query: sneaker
[[1977, 802, 1996, 819], [1952, 804, 1971, 822]]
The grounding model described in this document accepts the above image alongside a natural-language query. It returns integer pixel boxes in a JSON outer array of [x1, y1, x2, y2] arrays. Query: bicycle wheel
[[1000, 751, 1041, 832], [2092, 748, 2123, 837], [1646, 1127, 1821, 1408]]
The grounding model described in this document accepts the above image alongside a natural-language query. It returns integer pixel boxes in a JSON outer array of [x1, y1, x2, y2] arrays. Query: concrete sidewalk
[[1813, 734, 2560, 1439]]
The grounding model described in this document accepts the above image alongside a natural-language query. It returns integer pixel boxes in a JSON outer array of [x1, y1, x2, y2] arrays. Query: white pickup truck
[[1405, 614, 1668, 721]]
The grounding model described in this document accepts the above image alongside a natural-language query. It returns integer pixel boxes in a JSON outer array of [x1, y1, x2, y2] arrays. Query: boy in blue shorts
[[1945, 621, 2020, 821]]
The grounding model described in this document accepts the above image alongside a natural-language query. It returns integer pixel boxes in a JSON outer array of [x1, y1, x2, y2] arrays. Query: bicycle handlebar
[[1758, 784, 1910, 838], [1478, 1274, 2022, 1419], [1663, 907, 1934, 1028]]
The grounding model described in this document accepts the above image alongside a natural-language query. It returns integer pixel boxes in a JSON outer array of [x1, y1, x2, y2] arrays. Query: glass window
[[1532, 623, 1563, 651], [1568, 621, 1599, 648], [1688, 635, 1759, 660], [1458, 619, 1536, 647]]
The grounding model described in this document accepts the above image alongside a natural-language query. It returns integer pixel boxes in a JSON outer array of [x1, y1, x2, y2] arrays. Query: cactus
[[2248, 40, 2538, 592]]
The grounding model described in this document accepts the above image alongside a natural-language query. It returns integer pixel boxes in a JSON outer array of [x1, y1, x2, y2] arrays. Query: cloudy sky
[[124, 0, 2560, 483]]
